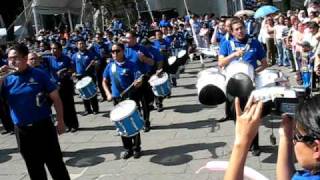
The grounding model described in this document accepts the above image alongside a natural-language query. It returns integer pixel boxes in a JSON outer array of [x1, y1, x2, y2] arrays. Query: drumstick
[[120, 74, 144, 98]]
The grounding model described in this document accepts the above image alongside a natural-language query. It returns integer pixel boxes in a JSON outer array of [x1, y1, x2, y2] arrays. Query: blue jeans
[[276, 39, 285, 65]]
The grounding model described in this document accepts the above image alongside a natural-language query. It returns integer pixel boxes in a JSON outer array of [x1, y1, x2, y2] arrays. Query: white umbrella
[[234, 10, 255, 17]]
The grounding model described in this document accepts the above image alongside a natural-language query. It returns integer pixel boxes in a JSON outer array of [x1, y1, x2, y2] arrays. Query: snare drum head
[[168, 56, 177, 65], [177, 50, 187, 58], [110, 100, 137, 122], [75, 76, 93, 89], [149, 73, 169, 86], [255, 69, 281, 88]]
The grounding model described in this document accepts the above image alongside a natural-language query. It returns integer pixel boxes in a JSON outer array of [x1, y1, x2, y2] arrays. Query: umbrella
[[254, 5, 279, 19], [234, 10, 255, 17]]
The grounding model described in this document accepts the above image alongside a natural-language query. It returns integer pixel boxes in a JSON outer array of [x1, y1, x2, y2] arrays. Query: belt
[[17, 118, 52, 128]]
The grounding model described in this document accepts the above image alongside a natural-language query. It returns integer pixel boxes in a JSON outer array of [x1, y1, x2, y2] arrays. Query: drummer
[[218, 18, 268, 156], [102, 43, 143, 159], [123, 31, 155, 132], [42, 42, 79, 132], [71, 38, 99, 116], [141, 38, 167, 112]]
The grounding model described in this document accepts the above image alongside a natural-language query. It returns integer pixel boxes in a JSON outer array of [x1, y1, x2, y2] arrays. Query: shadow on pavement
[[260, 145, 278, 164], [164, 104, 213, 113], [179, 84, 196, 90], [152, 118, 216, 130], [145, 142, 226, 166], [78, 125, 115, 131], [0, 147, 18, 164], [169, 93, 198, 98], [63, 146, 123, 167]]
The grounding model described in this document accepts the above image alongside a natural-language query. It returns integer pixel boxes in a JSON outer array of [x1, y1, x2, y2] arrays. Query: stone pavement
[[0, 58, 299, 180]]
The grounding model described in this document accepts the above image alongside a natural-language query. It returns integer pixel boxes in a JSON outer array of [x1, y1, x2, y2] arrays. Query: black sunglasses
[[111, 49, 121, 53], [293, 132, 318, 145]]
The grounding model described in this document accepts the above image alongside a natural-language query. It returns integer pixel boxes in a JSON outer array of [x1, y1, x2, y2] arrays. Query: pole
[[145, 0, 154, 22], [68, 10, 73, 32], [32, 5, 39, 34], [240, 0, 245, 10], [80, 0, 86, 26], [134, 0, 141, 19]]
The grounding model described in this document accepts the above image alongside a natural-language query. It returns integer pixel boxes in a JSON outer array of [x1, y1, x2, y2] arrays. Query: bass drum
[[225, 61, 255, 97], [163, 56, 180, 74], [196, 68, 226, 105]]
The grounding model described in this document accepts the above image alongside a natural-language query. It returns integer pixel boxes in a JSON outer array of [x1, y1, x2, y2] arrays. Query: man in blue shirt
[[72, 38, 99, 116], [159, 14, 170, 28], [102, 43, 143, 159], [42, 42, 79, 132], [90, 33, 110, 102], [211, 20, 227, 45], [124, 31, 155, 132], [0, 43, 70, 180], [218, 18, 268, 156]]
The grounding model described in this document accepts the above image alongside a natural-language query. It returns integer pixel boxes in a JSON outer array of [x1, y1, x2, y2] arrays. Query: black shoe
[[144, 126, 151, 132], [251, 147, 261, 156], [100, 98, 106, 103], [81, 111, 92, 116], [121, 151, 133, 159], [149, 104, 155, 111], [133, 151, 141, 159], [66, 128, 72, 133], [71, 128, 78, 133], [93, 111, 99, 115], [218, 116, 230, 122], [157, 106, 163, 112], [1, 130, 12, 135]]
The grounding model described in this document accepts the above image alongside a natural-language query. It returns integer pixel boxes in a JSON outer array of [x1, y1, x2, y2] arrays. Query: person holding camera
[[224, 95, 320, 180]]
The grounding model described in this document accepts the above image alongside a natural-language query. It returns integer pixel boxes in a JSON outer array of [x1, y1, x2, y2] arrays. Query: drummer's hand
[[106, 94, 112, 102], [134, 79, 143, 88], [56, 119, 65, 135], [234, 96, 263, 146], [138, 52, 146, 62], [0, 65, 9, 73], [233, 49, 244, 58], [156, 69, 163, 77]]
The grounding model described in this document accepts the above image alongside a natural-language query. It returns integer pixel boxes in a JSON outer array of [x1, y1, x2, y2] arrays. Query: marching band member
[[0, 43, 70, 180], [218, 18, 268, 156], [123, 31, 155, 132], [102, 43, 143, 159], [42, 42, 79, 132], [72, 38, 99, 116]]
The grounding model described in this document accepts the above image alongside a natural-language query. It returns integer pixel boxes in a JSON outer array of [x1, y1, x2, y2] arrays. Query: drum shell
[[75, 76, 97, 100], [226, 61, 254, 97], [255, 69, 284, 88], [110, 100, 144, 137], [196, 71, 226, 105], [149, 73, 171, 97]]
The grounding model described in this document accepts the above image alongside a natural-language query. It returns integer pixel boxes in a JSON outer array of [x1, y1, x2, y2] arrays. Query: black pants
[[113, 98, 141, 152], [83, 95, 99, 113], [225, 94, 259, 149], [0, 99, 14, 132], [97, 67, 107, 100], [59, 78, 79, 129], [155, 96, 164, 108], [15, 119, 70, 180]]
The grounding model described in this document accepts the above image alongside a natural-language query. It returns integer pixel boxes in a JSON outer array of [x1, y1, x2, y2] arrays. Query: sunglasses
[[111, 49, 121, 53], [293, 132, 318, 145]]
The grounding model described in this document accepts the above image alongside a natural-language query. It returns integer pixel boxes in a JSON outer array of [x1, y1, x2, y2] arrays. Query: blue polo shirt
[[103, 59, 140, 98], [215, 31, 227, 44], [292, 170, 320, 180], [159, 20, 170, 27], [43, 54, 72, 83], [153, 39, 171, 52], [1, 67, 57, 126], [125, 44, 152, 74], [71, 50, 97, 76], [219, 36, 266, 69]]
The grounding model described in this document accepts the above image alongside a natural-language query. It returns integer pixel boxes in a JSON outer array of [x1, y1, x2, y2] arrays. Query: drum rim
[[75, 76, 93, 89], [110, 100, 139, 121], [80, 91, 97, 100]]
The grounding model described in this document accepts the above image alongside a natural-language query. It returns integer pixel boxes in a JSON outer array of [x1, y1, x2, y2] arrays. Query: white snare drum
[[255, 69, 286, 88], [225, 61, 255, 97], [168, 56, 177, 66], [197, 68, 226, 105], [75, 76, 97, 100], [110, 100, 144, 137], [149, 73, 171, 97]]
